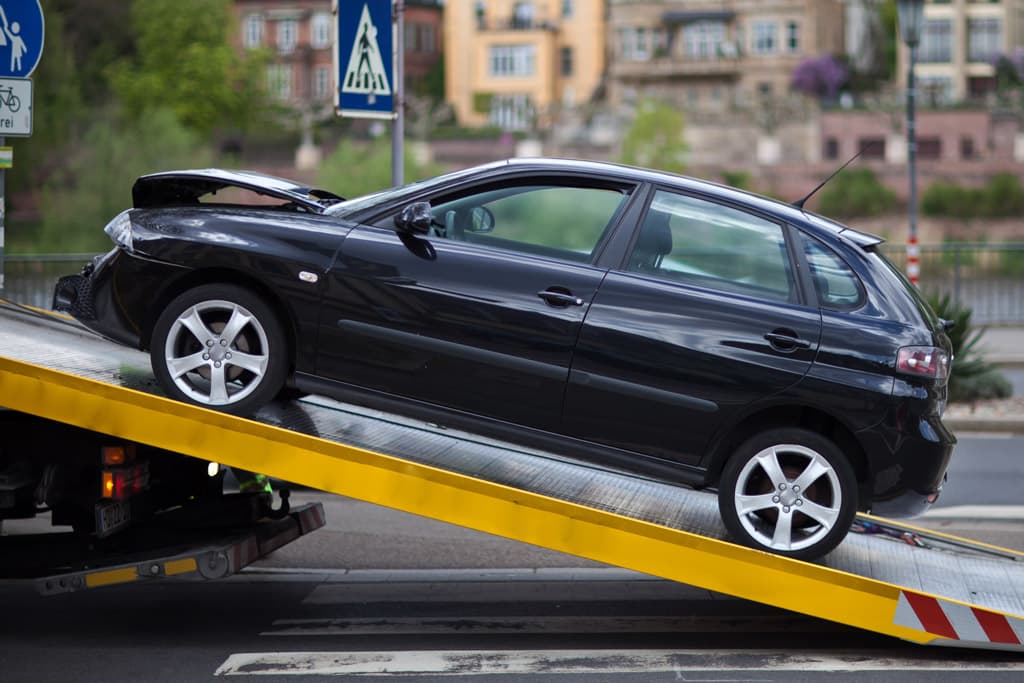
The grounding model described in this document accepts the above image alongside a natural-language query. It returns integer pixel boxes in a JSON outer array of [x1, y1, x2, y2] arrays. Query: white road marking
[[214, 649, 1024, 676]]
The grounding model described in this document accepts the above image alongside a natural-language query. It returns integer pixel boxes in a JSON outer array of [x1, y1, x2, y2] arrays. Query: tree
[[791, 54, 848, 99], [317, 138, 443, 200], [9, 1, 84, 195], [108, 0, 269, 136], [618, 100, 687, 175]]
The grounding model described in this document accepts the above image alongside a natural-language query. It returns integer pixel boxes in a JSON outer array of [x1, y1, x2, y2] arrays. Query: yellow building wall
[[444, 0, 606, 129]]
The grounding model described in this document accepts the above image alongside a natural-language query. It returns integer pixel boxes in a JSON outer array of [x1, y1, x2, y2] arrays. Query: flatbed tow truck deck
[[1, 301, 1022, 652]]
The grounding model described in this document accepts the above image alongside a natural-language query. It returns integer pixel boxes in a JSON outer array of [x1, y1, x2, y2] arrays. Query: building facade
[[898, 0, 1024, 105], [606, 0, 845, 110], [234, 0, 443, 109], [444, 0, 606, 130]]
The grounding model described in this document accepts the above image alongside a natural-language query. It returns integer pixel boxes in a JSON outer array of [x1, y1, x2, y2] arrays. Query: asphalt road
[[1, 434, 1020, 681]]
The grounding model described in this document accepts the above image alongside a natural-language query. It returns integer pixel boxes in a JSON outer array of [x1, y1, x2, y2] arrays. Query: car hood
[[132, 169, 343, 213]]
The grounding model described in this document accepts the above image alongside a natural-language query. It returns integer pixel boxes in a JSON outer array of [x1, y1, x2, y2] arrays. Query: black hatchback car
[[54, 158, 956, 560]]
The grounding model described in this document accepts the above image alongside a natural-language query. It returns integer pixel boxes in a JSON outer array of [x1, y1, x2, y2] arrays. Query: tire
[[717, 428, 857, 561], [151, 284, 288, 416]]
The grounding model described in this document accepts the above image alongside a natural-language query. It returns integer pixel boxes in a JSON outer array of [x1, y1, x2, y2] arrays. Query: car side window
[[801, 234, 864, 308], [429, 184, 627, 263], [626, 189, 796, 303]]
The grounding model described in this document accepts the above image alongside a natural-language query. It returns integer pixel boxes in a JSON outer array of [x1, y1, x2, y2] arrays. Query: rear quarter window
[[801, 234, 864, 309]]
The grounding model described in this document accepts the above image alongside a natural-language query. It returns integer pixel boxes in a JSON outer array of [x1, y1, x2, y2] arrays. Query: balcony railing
[[610, 55, 741, 79], [476, 17, 559, 32]]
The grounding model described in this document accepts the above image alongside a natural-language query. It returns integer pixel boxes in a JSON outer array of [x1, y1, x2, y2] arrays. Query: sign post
[[334, 0, 404, 186], [0, 0, 44, 295]]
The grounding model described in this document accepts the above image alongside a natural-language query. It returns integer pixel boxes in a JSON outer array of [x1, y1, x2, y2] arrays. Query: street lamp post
[[898, 0, 925, 286]]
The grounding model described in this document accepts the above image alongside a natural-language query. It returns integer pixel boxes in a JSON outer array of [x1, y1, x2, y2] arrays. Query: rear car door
[[315, 176, 636, 432], [564, 188, 822, 466]]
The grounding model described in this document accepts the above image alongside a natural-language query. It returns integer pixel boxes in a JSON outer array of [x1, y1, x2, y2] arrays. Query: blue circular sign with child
[[0, 1, 44, 78]]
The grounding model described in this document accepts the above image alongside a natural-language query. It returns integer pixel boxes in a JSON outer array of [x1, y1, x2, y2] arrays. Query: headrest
[[637, 211, 673, 255]]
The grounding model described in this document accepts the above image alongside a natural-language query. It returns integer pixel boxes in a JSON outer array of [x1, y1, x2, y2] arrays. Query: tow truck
[[1, 298, 1022, 652]]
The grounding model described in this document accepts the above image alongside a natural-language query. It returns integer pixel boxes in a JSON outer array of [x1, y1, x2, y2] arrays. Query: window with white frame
[[489, 45, 536, 76], [683, 21, 725, 60], [267, 64, 292, 99], [311, 13, 331, 50], [313, 66, 331, 100], [244, 14, 264, 48], [620, 27, 650, 61], [490, 94, 534, 130], [277, 18, 298, 54], [919, 18, 952, 63], [751, 21, 777, 55], [967, 17, 1001, 63]]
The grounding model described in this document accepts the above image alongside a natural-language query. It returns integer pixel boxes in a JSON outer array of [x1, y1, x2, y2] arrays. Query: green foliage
[[24, 110, 211, 253], [9, 1, 85, 200], [921, 174, 1024, 220], [720, 170, 751, 190], [108, 0, 269, 136], [926, 291, 1012, 403], [420, 53, 446, 100], [921, 181, 977, 220], [815, 168, 896, 218], [619, 100, 687, 175], [879, 0, 898, 83], [316, 139, 443, 200]]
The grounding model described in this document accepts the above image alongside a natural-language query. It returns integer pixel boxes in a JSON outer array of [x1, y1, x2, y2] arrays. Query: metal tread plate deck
[[1, 303, 1022, 651]]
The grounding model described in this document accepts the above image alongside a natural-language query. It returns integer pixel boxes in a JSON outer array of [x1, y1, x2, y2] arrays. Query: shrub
[[979, 172, 1024, 217], [926, 291, 1012, 403], [720, 170, 751, 190], [921, 181, 979, 220], [815, 168, 896, 218], [921, 174, 1024, 219]]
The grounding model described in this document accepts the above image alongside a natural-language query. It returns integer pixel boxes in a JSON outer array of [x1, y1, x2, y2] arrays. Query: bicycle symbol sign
[[0, 77, 31, 136], [0, 1, 44, 78]]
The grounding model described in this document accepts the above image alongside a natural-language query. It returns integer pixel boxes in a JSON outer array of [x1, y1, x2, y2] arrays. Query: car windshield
[[324, 164, 498, 218]]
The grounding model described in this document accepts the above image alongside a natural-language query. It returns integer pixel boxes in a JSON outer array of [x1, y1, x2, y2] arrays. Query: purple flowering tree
[[790, 54, 849, 100]]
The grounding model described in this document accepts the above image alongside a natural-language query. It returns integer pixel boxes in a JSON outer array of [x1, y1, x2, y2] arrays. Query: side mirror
[[395, 202, 433, 235], [468, 206, 495, 233]]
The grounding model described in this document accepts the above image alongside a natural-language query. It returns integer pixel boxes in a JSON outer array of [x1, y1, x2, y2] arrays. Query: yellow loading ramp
[[1, 304, 1022, 652]]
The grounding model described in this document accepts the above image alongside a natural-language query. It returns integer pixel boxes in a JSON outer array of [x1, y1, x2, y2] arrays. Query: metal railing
[[3, 244, 1024, 324], [1, 253, 97, 310], [880, 243, 1024, 325]]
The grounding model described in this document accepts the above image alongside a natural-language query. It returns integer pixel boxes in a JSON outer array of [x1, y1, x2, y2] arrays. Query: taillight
[[896, 346, 950, 380], [100, 465, 149, 500]]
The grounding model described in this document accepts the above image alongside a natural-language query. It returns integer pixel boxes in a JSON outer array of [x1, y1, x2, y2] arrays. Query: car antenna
[[791, 146, 866, 210]]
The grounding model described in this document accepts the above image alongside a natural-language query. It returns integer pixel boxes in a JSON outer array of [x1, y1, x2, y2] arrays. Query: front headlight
[[103, 209, 134, 253]]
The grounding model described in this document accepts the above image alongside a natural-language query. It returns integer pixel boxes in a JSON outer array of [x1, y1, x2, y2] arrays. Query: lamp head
[[897, 0, 925, 48]]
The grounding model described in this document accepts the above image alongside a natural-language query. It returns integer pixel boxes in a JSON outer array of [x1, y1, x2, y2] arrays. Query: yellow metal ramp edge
[[1, 306, 1022, 651]]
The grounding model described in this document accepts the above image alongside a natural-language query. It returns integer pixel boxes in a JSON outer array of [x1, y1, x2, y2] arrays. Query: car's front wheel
[[717, 428, 857, 561], [151, 284, 287, 415]]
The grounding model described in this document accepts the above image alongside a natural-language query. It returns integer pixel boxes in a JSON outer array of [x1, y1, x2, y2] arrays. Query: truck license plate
[[95, 500, 132, 538]]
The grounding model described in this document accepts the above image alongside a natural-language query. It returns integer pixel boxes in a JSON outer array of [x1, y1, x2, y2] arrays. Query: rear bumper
[[861, 410, 955, 518]]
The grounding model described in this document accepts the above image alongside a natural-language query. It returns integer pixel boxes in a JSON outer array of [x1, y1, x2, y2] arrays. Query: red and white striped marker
[[906, 235, 920, 286], [895, 590, 1024, 650]]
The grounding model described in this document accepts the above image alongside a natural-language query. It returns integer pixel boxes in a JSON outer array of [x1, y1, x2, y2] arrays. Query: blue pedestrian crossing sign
[[0, 1, 44, 78], [336, 0, 395, 119]]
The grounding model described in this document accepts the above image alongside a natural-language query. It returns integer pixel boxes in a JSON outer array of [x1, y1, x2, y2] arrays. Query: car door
[[563, 187, 822, 467], [315, 176, 636, 432]]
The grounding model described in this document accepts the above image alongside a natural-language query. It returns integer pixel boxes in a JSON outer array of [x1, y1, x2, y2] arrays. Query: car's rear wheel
[[717, 428, 857, 561], [151, 284, 287, 415]]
